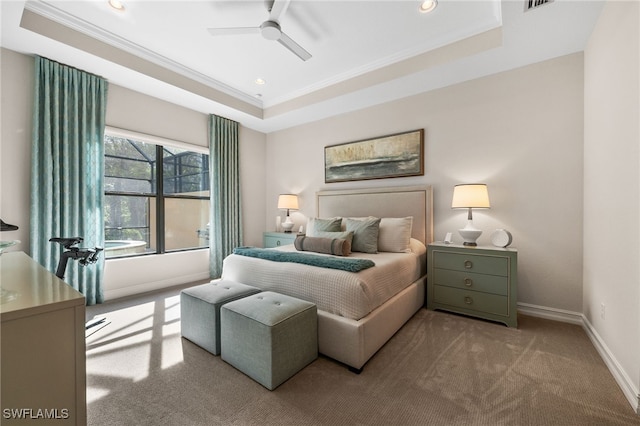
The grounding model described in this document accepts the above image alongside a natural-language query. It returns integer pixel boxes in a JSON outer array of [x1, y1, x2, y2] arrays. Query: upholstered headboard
[[316, 186, 433, 246]]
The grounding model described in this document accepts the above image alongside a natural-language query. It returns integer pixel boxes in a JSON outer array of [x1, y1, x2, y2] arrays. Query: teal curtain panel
[[209, 114, 243, 278], [30, 56, 108, 305]]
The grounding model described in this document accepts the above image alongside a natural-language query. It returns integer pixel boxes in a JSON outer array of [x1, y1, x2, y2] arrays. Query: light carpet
[[86, 284, 639, 425]]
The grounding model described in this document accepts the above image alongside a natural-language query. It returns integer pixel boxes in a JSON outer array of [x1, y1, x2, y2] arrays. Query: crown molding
[[25, 0, 262, 109]]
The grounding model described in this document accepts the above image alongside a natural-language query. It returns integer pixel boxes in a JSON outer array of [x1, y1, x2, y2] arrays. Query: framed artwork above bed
[[324, 129, 424, 183]]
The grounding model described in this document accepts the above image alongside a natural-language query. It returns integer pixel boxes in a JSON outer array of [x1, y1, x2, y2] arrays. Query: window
[[104, 132, 210, 259]]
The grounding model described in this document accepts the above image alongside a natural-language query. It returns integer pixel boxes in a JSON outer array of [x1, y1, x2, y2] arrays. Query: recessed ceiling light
[[108, 0, 125, 12], [419, 0, 437, 13], [255, 78, 266, 85]]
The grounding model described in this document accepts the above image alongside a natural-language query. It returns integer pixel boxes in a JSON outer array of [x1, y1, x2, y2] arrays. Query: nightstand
[[263, 232, 298, 248], [427, 242, 518, 328]]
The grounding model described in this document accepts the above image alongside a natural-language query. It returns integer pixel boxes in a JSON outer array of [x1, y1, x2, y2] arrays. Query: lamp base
[[281, 218, 294, 233], [458, 220, 482, 246]]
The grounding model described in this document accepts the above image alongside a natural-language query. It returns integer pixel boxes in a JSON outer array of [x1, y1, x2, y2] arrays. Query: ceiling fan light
[[419, 0, 438, 14]]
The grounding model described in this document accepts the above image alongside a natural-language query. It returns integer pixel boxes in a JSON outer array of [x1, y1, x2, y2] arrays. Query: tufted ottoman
[[180, 280, 261, 355], [221, 291, 318, 390]]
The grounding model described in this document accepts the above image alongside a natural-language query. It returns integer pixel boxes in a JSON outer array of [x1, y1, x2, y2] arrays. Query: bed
[[221, 185, 433, 371]]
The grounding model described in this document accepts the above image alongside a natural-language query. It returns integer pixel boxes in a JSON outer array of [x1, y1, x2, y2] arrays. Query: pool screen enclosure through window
[[104, 133, 210, 258]]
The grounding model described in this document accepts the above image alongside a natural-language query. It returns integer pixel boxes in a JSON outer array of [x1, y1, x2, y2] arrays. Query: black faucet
[[50, 237, 103, 280]]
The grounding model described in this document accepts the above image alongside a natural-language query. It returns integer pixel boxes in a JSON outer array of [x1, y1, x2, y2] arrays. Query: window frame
[[104, 127, 210, 259]]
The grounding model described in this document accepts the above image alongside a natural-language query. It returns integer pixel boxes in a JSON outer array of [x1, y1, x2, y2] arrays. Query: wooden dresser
[[427, 242, 518, 328], [0, 252, 86, 425]]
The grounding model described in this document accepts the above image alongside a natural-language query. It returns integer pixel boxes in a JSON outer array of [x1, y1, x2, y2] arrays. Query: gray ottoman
[[180, 280, 261, 355], [221, 291, 318, 390]]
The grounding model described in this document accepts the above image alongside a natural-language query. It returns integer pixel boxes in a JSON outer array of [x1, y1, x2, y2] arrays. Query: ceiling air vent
[[525, 0, 554, 11]]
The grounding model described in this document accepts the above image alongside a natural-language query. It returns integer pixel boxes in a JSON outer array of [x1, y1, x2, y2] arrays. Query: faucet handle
[[49, 237, 83, 249]]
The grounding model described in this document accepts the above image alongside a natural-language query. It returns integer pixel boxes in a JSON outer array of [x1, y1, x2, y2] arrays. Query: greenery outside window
[[104, 131, 210, 259]]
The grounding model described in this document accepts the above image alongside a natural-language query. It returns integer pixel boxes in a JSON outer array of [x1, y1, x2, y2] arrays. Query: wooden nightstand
[[263, 232, 298, 248], [427, 242, 518, 328]]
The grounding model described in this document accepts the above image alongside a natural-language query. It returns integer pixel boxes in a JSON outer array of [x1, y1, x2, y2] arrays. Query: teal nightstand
[[263, 232, 297, 248], [427, 242, 518, 328]]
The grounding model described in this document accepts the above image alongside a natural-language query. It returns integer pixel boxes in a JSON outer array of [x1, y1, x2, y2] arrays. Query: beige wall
[[584, 0, 640, 411], [0, 48, 267, 300], [0, 48, 33, 252], [106, 84, 208, 149], [266, 53, 585, 314]]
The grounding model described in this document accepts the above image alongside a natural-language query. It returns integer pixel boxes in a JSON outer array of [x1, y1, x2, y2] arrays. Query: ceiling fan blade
[[269, 0, 291, 22], [207, 27, 260, 36], [278, 32, 311, 61]]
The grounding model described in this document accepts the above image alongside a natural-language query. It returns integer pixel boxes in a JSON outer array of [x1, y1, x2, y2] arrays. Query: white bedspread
[[221, 239, 426, 320]]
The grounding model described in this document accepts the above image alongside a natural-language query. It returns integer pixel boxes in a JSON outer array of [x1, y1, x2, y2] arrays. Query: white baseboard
[[518, 302, 640, 415], [517, 302, 583, 325], [104, 271, 211, 301], [581, 315, 640, 415]]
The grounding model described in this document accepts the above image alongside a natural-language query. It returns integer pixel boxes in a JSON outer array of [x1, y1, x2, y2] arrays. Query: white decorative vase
[[458, 220, 482, 246], [281, 217, 294, 233]]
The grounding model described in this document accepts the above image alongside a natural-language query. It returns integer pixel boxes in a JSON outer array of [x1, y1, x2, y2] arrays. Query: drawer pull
[[464, 260, 473, 269], [464, 278, 473, 287], [464, 296, 473, 305], [276, 240, 281, 246]]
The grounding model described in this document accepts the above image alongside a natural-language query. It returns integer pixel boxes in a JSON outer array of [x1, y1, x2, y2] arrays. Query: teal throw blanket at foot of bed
[[232, 247, 375, 272]]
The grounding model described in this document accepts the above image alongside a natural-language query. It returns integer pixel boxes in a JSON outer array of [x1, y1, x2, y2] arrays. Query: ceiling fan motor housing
[[207, 0, 311, 61], [260, 21, 281, 40]]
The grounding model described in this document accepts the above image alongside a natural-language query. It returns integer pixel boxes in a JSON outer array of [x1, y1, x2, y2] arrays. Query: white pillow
[[378, 217, 413, 253], [409, 237, 426, 255]]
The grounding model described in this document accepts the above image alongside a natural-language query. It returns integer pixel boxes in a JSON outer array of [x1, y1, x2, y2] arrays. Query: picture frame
[[324, 129, 424, 183]]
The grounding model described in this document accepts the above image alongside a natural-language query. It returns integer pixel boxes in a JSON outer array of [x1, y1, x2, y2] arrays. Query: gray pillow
[[345, 217, 381, 253], [306, 217, 342, 236], [313, 231, 353, 253], [294, 235, 351, 256]]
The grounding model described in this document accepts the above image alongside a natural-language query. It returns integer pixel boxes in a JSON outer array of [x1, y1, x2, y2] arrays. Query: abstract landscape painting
[[325, 129, 424, 183]]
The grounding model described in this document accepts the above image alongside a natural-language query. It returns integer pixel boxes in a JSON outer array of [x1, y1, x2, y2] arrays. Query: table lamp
[[451, 184, 490, 246], [278, 194, 299, 233]]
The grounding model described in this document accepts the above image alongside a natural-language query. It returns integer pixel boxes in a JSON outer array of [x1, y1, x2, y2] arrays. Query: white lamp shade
[[451, 184, 490, 209], [277, 194, 299, 210]]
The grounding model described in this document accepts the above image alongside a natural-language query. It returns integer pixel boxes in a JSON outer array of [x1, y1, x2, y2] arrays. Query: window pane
[[164, 198, 210, 251], [163, 149, 209, 196], [105, 176, 153, 194], [104, 195, 156, 258], [105, 135, 156, 160], [105, 135, 156, 194]]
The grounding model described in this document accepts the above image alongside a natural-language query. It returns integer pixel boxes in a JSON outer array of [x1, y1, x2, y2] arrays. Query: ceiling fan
[[207, 0, 312, 61]]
